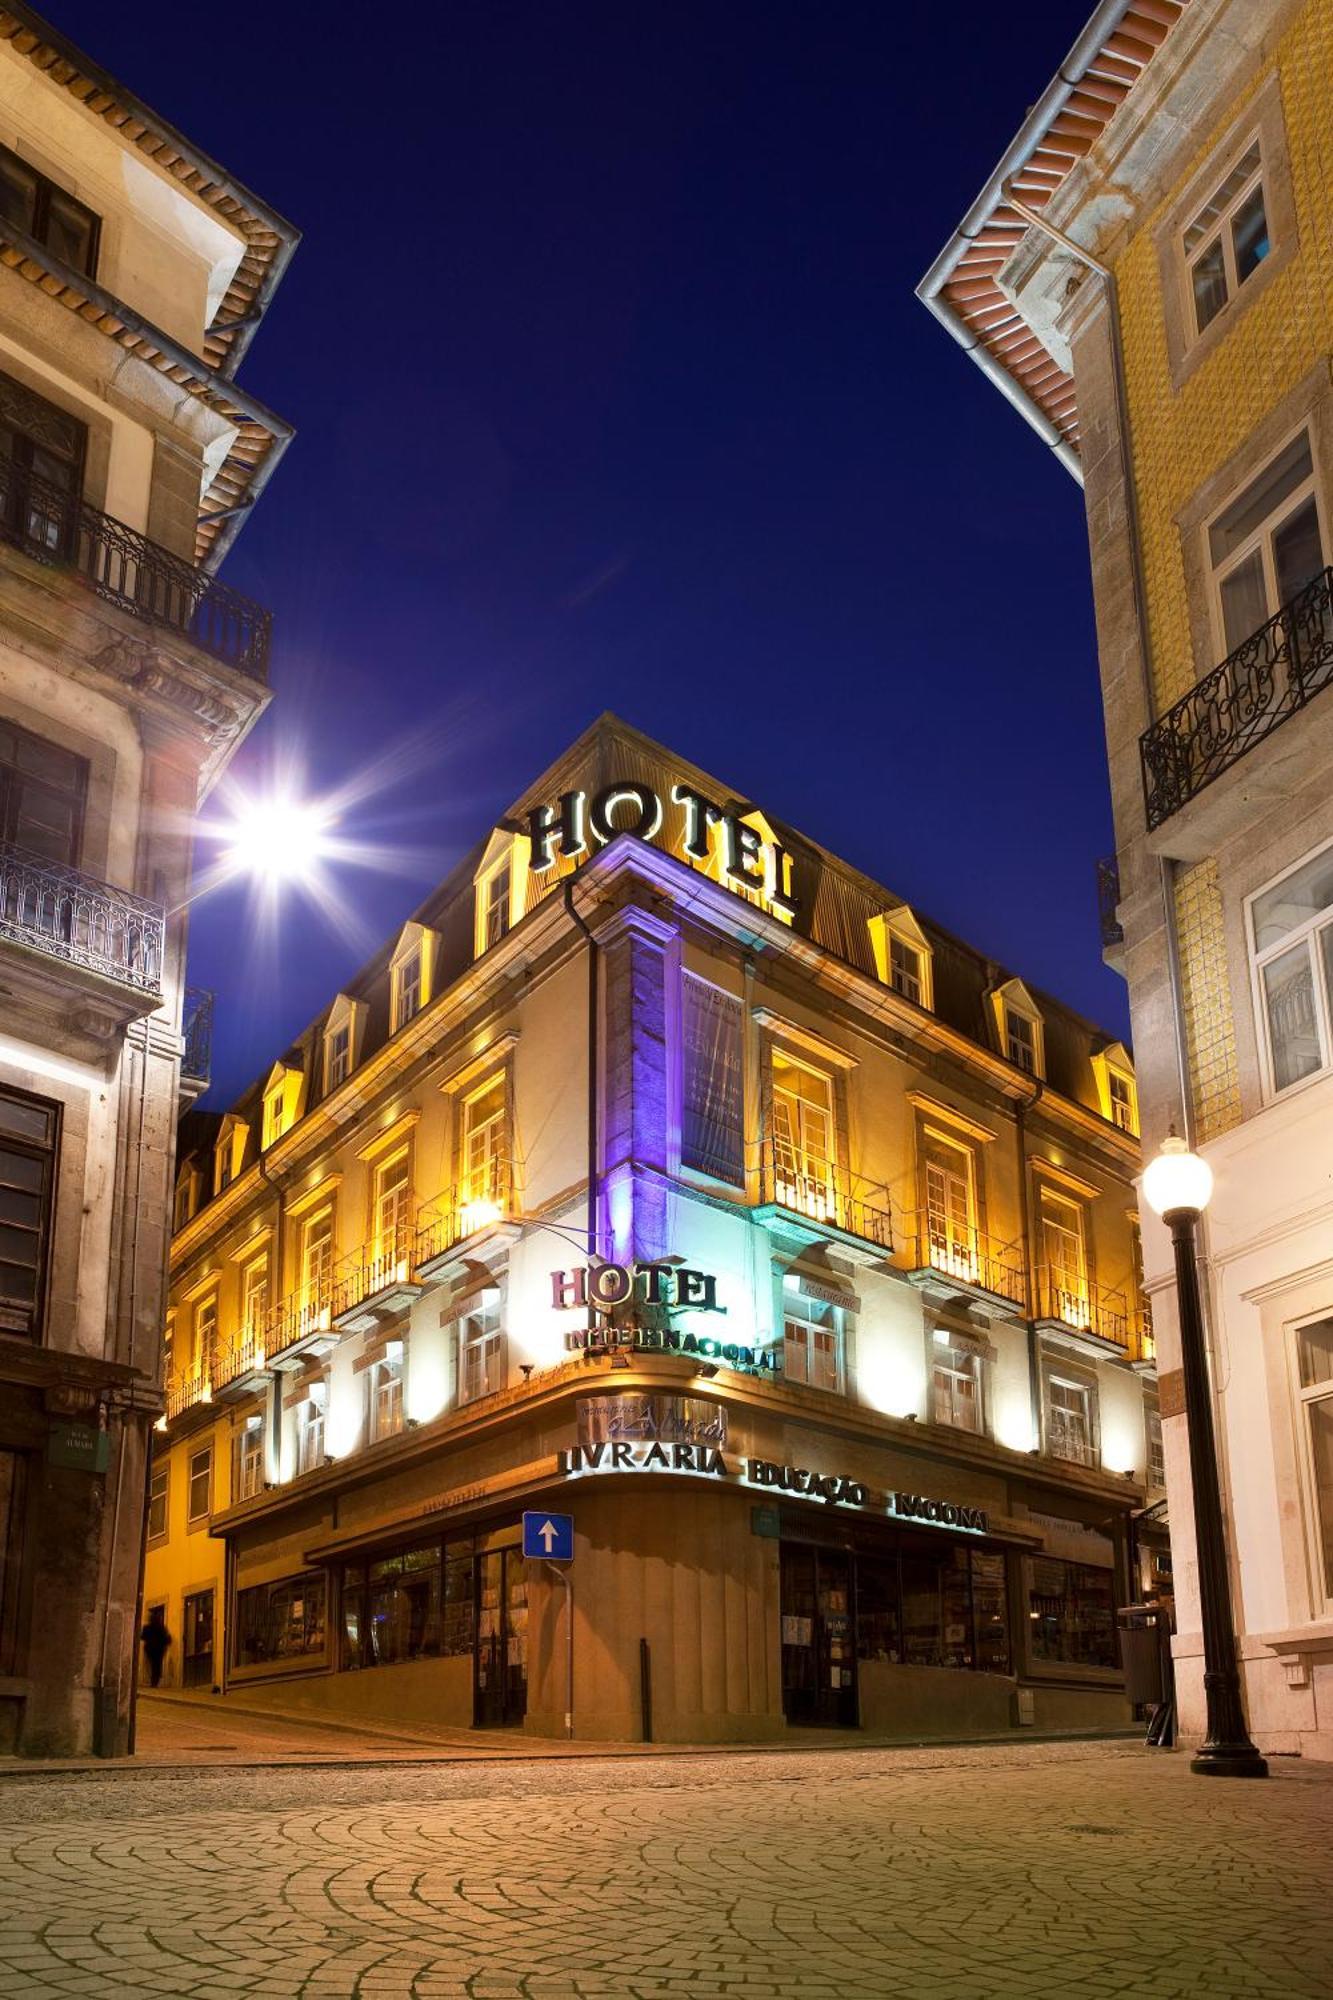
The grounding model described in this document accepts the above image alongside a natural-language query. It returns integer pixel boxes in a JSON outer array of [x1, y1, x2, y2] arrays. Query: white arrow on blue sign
[[522, 1510, 574, 1562]]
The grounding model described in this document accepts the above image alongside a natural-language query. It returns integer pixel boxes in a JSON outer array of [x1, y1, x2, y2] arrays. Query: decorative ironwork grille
[[1140, 567, 1333, 828], [1097, 855, 1123, 949], [0, 459, 271, 678], [0, 840, 163, 996], [182, 986, 213, 1087]]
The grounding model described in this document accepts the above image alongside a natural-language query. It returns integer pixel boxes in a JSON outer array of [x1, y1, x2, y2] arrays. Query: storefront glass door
[[474, 1546, 528, 1727], [182, 1587, 214, 1689], [780, 1544, 857, 1727]]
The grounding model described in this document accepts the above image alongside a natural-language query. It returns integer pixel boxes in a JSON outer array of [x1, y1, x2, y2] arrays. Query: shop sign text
[[889, 1491, 989, 1534]]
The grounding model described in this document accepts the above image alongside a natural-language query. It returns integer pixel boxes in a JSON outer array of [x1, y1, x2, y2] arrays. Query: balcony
[[1140, 567, 1333, 830], [164, 1369, 210, 1420], [1129, 1305, 1156, 1371], [1034, 1267, 1130, 1358], [0, 839, 164, 1030], [263, 1280, 338, 1367], [212, 1328, 269, 1399], [0, 459, 271, 679], [902, 1216, 1026, 1316], [331, 1225, 426, 1335], [754, 1146, 893, 1259], [415, 1167, 520, 1281], [181, 985, 213, 1099]]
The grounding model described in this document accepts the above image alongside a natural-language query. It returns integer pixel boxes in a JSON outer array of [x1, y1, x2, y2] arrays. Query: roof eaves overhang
[[0, 215, 293, 571], [917, 0, 1193, 477], [0, 3, 300, 381]]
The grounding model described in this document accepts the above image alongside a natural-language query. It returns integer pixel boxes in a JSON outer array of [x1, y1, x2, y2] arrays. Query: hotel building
[[0, 7, 294, 1754], [922, 0, 1333, 1751], [147, 717, 1157, 1742]]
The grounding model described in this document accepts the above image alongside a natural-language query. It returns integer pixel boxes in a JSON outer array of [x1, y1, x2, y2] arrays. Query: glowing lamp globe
[[223, 795, 328, 885], [1142, 1135, 1213, 1219]]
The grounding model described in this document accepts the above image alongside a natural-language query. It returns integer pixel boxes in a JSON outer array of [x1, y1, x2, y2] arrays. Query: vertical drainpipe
[[564, 879, 599, 1342], [1015, 1080, 1045, 1450], [1001, 185, 1193, 1139]]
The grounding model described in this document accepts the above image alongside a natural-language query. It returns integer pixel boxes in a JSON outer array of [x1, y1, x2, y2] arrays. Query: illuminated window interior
[[771, 1050, 836, 1222]]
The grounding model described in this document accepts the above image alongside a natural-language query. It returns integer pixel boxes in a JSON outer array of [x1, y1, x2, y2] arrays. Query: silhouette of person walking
[[141, 1605, 172, 1688]]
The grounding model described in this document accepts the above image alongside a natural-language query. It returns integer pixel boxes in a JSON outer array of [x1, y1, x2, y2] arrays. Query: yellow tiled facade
[[1172, 860, 1243, 1143]]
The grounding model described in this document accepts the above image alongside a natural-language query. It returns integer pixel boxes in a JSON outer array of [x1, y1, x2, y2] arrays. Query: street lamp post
[[1142, 1136, 1267, 1779]]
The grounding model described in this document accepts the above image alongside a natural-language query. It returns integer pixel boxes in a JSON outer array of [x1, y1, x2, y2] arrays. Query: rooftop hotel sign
[[527, 782, 799, 917]]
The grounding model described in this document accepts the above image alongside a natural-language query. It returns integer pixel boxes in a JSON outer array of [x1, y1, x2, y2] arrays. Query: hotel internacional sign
[[550, 1261, 782, 1375]]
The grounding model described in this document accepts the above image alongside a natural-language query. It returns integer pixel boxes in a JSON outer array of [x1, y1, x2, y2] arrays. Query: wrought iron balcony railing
[[1129, 1304, 1156, 1368], [1097, 854, 1123, 949], [756, 1145, 893, 1252], [164, 1369, 210, 1420], [1141, 566, 1333, 829], [330, 1218, 422, 1328], [0, 459, 271, 679], [0, 840, 164, 997], [181, 985, 213, 1088], [263, 1276, 337, 1362], [212, 1328, 268, 1394], [904, 1215, 1026, 1308], [415, 1168, 515, 1270], [1034, 1266, 1130, 1352]]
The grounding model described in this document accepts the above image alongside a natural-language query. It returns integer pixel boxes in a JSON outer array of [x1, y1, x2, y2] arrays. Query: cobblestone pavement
[[0, 1739, 1330, 1999]]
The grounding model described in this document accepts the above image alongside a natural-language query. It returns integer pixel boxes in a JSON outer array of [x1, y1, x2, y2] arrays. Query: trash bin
[[1118, 1604, 1165, 1706]]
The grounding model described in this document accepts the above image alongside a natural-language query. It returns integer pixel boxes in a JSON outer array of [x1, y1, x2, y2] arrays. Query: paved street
[[0, 1740, 1330, 1999]]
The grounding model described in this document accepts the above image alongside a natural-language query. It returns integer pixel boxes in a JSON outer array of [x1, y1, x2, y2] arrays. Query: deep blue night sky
[[58, 0, 1129, 1100]]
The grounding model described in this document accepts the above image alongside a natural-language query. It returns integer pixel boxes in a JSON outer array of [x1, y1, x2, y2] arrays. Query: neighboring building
[[921, 0, 1333, 1751], [147, 716, 1155, 1742], [0, 8, 295, 1754]]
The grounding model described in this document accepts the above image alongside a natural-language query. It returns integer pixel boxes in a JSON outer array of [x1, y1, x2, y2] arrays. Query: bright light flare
[[220, 794, 333, 886]]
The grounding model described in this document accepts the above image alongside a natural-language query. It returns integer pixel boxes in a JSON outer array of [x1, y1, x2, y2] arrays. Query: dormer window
[[262, 1062, 302, 1150], [173, 1167, 197, 1232], [473, 833, 526, 959], [214, 1115, 248, 1196], [1091, 1042, 1139, 1136], [990, 979, 1045, 1079], [390, 924, 436, 1032], [263, 1089, 284, 1149], [326, 1024, 350, 1090], [868, 908, 933, 1012], [480, 858, 510, 951], [0, 141, 99, 278]]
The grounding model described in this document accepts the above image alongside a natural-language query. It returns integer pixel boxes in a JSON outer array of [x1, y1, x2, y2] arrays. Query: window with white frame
[[782, 1292, 844, 1394], [147, 1461, 168, 1542], [771, 1050, 836, 1221], [263, 1087, 285, 1150], [1249, 840, 1333, 1095], [393, 948, 422, 1031], [187, 1445, 212, 1524], [372, 1149, 413, 1262], [325, 1021, 350, 1092], [1006, 1008, 1037, 1073], [193, 1292, 218, 1383], [1039, 1189, 1088, 1329], [1108, 1068, 1137, 1135], [240, 1254, 269, 1347], [889, 932, 924, 1005], [1294, 1315, 1333, 1605], [1182, 140, 1269, 337], [681, 975, 744, 1185], [931, 1332, 984, 1435], [174, 1170, 196, 1232], [459, 1293, 505, 1404], [1208, 431, 1325, 658], [232, 1419, 264, 1502], [1046, 1375, 1096, 1468], [216, 1137, 234, 1196], [478, 857, 511, 954], [296, 1384, 326, 1474], [1147, 1404, 1165, 1491], [301, 1207, 335, 1316], [368, 1349, 405, 1442], [922, 1130, 977, 1281], [461, 1075, 508, 1215]]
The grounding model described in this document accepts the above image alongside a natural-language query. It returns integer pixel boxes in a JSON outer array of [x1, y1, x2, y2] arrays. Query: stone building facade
[[147, 717, 1157, 1743], [922, 0, 1333, 1751], [0, 8, 294, 1754]]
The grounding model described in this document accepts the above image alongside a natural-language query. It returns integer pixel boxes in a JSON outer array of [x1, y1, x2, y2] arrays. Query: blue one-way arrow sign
[[523, 1510, 574, 1562]]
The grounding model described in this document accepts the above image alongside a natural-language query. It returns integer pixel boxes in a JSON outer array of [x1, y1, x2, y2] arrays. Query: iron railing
[[0, 840, 163, 996], [0, 459, 271, 678], [330, 1219, 418, 1324], [212, 1328, 268, 1393], [263, 1276, 336, 1362], [181, 985, 213, 1088], [905, 1215, 1025, 1307], [1035, 1266, 1130, 1352], [1097, 855, 1123, 949], [415, 1168, 514, 1268], [1129, 1304, 1156, 1368], [164, 1369, 209, 1420], [1141, 566, 1333, 828], [756, 1145, 893, 1252]]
